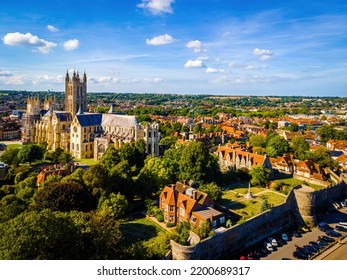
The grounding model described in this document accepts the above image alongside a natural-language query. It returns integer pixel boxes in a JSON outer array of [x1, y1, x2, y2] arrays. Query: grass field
[[219, 178, 287, 220], [120, 215, 170, 259], [5, 143, 22, 150], [73, 157, 97, 166]]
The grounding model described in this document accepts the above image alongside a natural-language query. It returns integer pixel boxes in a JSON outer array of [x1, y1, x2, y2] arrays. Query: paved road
[[261, 208, 347, 260]]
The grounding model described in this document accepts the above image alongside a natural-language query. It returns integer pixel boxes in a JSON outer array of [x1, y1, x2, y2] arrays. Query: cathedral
[[21, 70, 160, 160]]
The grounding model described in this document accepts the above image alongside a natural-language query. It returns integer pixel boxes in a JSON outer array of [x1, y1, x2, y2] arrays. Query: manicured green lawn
[[270, 176, 326, 191], [121, 216, 170, 259], [73, 157, 97, 166], [6, 143, 22, 150], [219, 187, 286, 218]]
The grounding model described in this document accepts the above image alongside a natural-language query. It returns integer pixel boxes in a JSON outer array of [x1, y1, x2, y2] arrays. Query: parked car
[[301, 226, 311, 232], [268, 237, 278, 247], [293, 230, 301, 237], [335, 225, 347, 232], [325, 229, 342, 238], [309, 241, 323, 250], [247, 253, 254, 260], [339, 221, 347, 227], [277, 238, 285, 246], [318, 222, 330, 232], [318, 235, 335, 243], [282, 233, 289, 242], [264, 242, 274, 252], [293, 251, 308, 260], [303, 245, 319, 254], [341, 201, 347, 208], [295, 246, 311, 258], [317, 239, 329, 247]]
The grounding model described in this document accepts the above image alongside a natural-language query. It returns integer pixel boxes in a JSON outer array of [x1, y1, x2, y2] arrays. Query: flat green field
[[73, 157, 97, 166], [219, 179, 287, 219], [120, 216, 170, 259]]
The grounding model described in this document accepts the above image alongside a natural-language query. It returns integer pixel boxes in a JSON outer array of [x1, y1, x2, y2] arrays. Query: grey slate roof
[[76, 113, 102, 127], [101, 114, 138, 128], [54, 111, 72, 122]]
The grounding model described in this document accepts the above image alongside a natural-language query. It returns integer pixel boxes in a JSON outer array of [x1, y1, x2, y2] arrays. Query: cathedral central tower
[[65, 70, 87, 117]]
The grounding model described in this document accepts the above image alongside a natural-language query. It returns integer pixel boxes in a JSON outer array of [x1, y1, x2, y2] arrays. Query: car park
[[268, 237, 278, 247]]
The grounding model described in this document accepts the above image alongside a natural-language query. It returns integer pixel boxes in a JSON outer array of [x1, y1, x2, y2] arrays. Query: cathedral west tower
[[65, 70, 87, 117]]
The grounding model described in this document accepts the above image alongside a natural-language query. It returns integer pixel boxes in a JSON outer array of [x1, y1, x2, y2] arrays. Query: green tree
[[249, 165, 271, 187], [137, 157, 171, 197], [83, 164, 109, 195], [61, 168, 85, 185], [33, 181, 96, 212], [290, 136, 309, 160], [0, 147, 20, 166], [249, 134, 266, 148], [194, 220, 211, 239], [265, 135, 290, 157], [198, 182, 223, 202], [317, 124, 336, 144], [17, 144, 44, 163], [0, 194, 26, 223], [288, 122, 299, 132], [98, 192, 128, 219], [99, 146, 120, 169], [260, 197, 271, 213], [109, 160, 135, 199], [59, 152, 72, 164], [193, 123, 204, 133], [0, 210, 84, 260], [311, 147, 338, 169], [179, 141, 221, 183], [162, 145, 184, 183], [69, 211, 124, 259]]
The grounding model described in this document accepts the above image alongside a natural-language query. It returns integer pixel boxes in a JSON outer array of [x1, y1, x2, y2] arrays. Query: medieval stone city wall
[[170, 182, 347, 260]]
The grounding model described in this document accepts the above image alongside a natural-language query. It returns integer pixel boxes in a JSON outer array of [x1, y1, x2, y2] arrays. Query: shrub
[[166, 222, 174, 228], [155, 210, 164, 222]]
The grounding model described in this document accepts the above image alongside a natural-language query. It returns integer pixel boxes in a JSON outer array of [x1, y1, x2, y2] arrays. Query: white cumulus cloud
[[137, 0, 174, 15], [47, 25, 59, 32], [3, 32, 57, 54], [205, 67, 225, 73], [184, 60, 205, 68], [186, 40, 202, 53], [63, 39, 79, 51], [253, 48, 274, 60], [146, 34, 176, 45]]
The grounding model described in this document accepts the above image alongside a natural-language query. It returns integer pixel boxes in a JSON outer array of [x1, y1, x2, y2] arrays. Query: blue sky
[[0, 0, 346, 96]]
